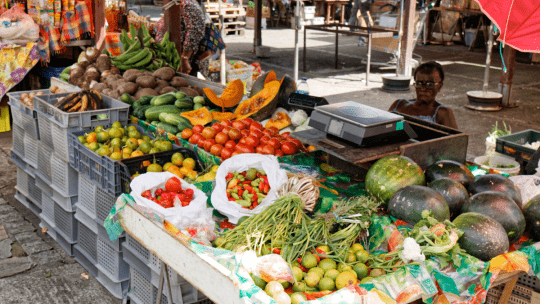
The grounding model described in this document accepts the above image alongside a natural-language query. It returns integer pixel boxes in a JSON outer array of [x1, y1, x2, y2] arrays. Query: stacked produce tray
[[8, 89, 53, 140], [496, 130, 540, 163]]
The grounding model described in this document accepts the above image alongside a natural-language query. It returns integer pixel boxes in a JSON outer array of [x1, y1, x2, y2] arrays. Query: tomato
[[242, 118, 254, 127], [240, 129, 250, 138], [281, 132, 291, 137], [210, 144, 224, 156], [224, 140, 236, 150], [289, 138, 304, 149], [202, 127, 217, 139], [249, 122, 264, 132], [215, 132, 229, 145], [203, 139, 216, 152], [235, 143, 254, 153], [238, 138, 247, 145], [261, 145, 275, 155], [189, 133, 203, 145], [221, 147, 234, 160], [266, 126, 279, 137], [235, 143, 248, 152], [274, 149, 284, 157], [222, 126, 232, 135], [245, 135, 259, 147], [232, 151, 241, 157], [281, 141, 297, 155], [211, 123, 224, 133], [180, 128, 193, 140], [197, 136, 206, 147], [268, 138, 281, 150], [228, 128, 242, 141], [259, 135, 271, 146], [232, 120, 246, 130], [192, 125, 204, 134], [220, 120, 232, 127], [249, 129, 263, 139], [255, 145, 265, 154]]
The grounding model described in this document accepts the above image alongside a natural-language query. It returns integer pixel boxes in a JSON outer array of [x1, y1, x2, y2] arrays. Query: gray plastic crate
[[54, 223, 76, 256], [15, 166, 41, 209], [77, 174, 117, 223], [52, 188, 78, 213], [50, 153, 78, 197], [129, 265, 154, 304], [95, 269, 130, 299], [54, 201, 78, 243], [12, 125, 25, 160], [37, 112, 53, 149], [75, 206, 124, 251], [16, 165, 29, 195], [27, 175, 42, 207], [34, 92, 129, 129], [39, 218, 56, 239], [77, 215, 99, 262], [40, 195, 55, 228], [35, 173, 53, 198], [37, 144, 53, 184], [23, 131, 39, 168], [14, 188, 41, 217], [97, 236, 130, 282], [74, 244, 98, 279], [7, 89, 51, 139]]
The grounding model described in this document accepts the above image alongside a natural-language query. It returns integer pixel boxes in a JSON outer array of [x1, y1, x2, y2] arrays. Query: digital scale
[[308, 101, 417, 146], [287, 93, 329, 115]]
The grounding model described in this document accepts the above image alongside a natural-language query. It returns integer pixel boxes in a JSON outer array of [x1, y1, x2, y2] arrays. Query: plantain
[[62, 94, 82, 111], [55, 92, 78, 108], [89, 90, 103, 109], [67, 102, 82, 112], [89, 94, 97, 110], [80, 94, 89, 112]]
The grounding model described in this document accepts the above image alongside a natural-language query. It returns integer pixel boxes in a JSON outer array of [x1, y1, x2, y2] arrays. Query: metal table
[[303, 24, 396, 85]]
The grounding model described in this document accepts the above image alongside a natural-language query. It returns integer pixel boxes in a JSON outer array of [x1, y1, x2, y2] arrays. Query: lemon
[[353, 263, 369, 280], [324, 269, 340, 281], [301, 254, 318, 269], [318, 259, 337, 272], [292, 267, 303, 282], [350, 243, 364, 253], [308, 267, 325, 278], [318, 277, 335, 291], [346, 252, 357, 263], [335, 272, 357, 290], [292, 282, 306, 293], [304, 272, 320, 288], [337, 263, 353, 273], [355, 250, 369, 263]]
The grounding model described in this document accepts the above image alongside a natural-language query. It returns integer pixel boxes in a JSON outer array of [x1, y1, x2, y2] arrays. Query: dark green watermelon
[[523, 194, 540, 241], [468, 174, 522, 206], [453, 212, 509, 261], [425, 160, 475, 187], [388, 185, 450, 225], [428, 177, 469, 218], [366, 156, 425, 205], [462, 191, 525, 244]]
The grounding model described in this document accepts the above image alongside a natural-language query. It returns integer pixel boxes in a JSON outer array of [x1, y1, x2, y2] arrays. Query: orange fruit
[[86, 132, 97, 143], [186, 170, 197, 179], [166, 166, 184, 178], [180, 167, 191, 175], [131, 150, 144, 157], [183, 158, 196, 170], [142, 160, 151, 167]]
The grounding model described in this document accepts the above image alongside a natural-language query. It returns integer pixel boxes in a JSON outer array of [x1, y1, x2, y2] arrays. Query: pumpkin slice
[[212, 111, 237, 121], [250, 71, 278, 98], [265, 112, 291, 130], [235, 81, 281, 121], [203, 79, 244, 108], [276, 75, 297, 110], [181, 107, 213, 126]]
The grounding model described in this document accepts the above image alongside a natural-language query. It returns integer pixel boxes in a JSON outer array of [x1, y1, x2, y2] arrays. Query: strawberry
[[165, 177, 183, 193], [155, 188, 163, 196]]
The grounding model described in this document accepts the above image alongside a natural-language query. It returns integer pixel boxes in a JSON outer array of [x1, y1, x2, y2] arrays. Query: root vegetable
[[134, 88, 158, 100], [85, 67, 101, 83], [276, 174, 319, 212], [152, 67, 176, 81], [179, 87, 198, 97], [96, 54, 112, 73], [92, 83, 109, 93], [118, 82, 139, 95], [159, 86, 176, 94], [170, 76, 188, 88], [50, 85, 58, 93], [123, 69, 143, 82], [110, 66, 121, 75], [136, 76, 157, 88], [154, 79, 169, 93]]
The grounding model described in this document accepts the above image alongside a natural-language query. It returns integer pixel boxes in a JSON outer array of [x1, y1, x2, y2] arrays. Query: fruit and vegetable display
[[225, 169, 270, 209], [54, 90, 104, 113], [130, 152, 202, 181], [141, 176, 194, 208], [17, 86, 69, 109]]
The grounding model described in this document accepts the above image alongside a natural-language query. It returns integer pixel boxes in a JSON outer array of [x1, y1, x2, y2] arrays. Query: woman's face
[[415, 70, 443, 104]]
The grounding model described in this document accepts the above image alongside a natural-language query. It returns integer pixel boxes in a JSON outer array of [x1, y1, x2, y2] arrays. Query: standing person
[[388, 61, 458, 129], [154, 0, 209, 77], [348, 0, 370, 29]]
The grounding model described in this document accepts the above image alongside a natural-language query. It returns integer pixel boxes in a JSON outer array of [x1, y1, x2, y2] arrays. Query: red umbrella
[[474, 0, 540, 53]]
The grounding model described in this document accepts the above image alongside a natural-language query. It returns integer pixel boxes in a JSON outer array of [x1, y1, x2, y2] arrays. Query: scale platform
[[308, 101, 417, 146]]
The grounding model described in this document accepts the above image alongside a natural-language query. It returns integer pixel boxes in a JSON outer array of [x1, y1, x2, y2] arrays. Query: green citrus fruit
[[95, 125, 105, 133], [128, 130, 142, 139], [301, 254, 318, 269], [360, 276, 374, 284], [290, 292, 307, 304], [337, 263, 353, 273], [143, 135, 151, 142], [355, 250, 369, 263], [351, 243, 364, 253], [78, 135, 86, 144], [139, 141, 152, 154], [171, 152, 184, 166], [308, 267, 325, 278], [318, 259, 337, 272], [335, 272, 357, 290], [149, 148, 160, 154], [316, 245, 331, 254], [147, 164, 163, 172], [292, 267, 304, 282], [112, 121, 123, 129], [126, 125, 137, 132], [346, 252, 357, 263], [353, 263, 369, 280], [97, 147, 109, 156], [110, 152, 122, 160], [88, 142, 99, 151], [96, 132, 109, 143], [126, 138, 139, 150], [304, 272, 320, 288], [264, 281, 284, 296], [108, 128, 122, 139], [279, 280, 289, 289], [292, 282, 306, 293], [370, 269, 386, 278], [324, 269, 340, 281], [344, 269, 358, 279], [110, 138, 122, 149], [250, 274, 266, 290], [318, 277, 335, 291]]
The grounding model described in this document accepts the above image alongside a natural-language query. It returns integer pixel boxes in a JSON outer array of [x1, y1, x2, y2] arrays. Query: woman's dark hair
[[414, 61, 445, 82]]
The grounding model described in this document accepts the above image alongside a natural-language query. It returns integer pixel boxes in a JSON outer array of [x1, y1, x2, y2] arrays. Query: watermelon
[[453, 212, 509, 261], [366, 156, 425, 205], [425, 160, 475, 187], [523, 194, 540, 241], [388, 185, 450, 225], [468, 174, 522, 207], [462, 191, 525, 244], [428, 177, 469, 218]]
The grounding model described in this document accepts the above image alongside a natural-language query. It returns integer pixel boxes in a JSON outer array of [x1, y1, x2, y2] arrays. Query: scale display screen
[[328, 119, 344, 136]]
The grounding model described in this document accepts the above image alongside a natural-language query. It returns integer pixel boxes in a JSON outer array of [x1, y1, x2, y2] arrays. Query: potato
[[92, 83, 109, 93], [136, 76, 156, 88], [152, 67, 176, 81], [191, 86, 204, 96], [102, 88, 113, 96], [134, 88, 158, 100], [110, 79, 127, 91], [96, 54, 112, 73], [109, 89, 121, 99], [110, 66, 121, 75], [170, 76, 188, 88], [123, 69, 143, 82], [154, 79, 169, 93], [118, 82, 139, 95], [143, 71, 153, 77], [179, 87, 199, 97], [159, 86, 177, 95]]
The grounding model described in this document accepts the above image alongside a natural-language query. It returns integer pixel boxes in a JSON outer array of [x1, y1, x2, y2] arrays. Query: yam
[[192, 86, 204, 96], [102, 88, 113, 96], [153, 67, 176, 81], [159, 86, 176, 95], [118, 82, 139, 95], [108, 89, 121, 99], [179, 87, 199, 97], [92, 83, 109, 93], [154, 79, 169, 94], [110, 79, 127, 91], [85, 47, 100, 63], [100, 70, 111, 82], [110, 66, 121, 75], [136, 76, 157, 88], [170, 76, 188, 88], [96, 54, 112, 73], [85, 67, 101, 83], [123, 69, 143, 82], [134, 88, 158, 100], [78, 58, 90, 70], [143, 71, 153, 77], [69, 65, 85, 85]]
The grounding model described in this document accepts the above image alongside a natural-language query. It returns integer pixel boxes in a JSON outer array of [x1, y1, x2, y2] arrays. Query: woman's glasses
[[414, 81, 441, 89]]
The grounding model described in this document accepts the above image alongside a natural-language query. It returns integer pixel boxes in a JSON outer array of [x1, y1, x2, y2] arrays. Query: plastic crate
[[96, 236, 130, 282], [7, 89, 51, 139], [15, 166, 41, 209], [95, 269, 130, 299], [37, 143, 53, 183], [23, 129, 39, 168], [74, 244, 98, 278], [77, 215, 99, 262], [75, 206, 124, 251], [50, 152, 78, 197], [486, 284, 533, 304], [33, 93, 129, 129], [129, 265, 154, 304], [52, 188, 78, 213], [35, 174, 53, 198], [27, 175, 42, 208], [71, 124, 186, 196], [12, 124, 25, 160], [39, 218, 56, 238], [14, 188, 41, 217], [119, 148, 203, 194], [53, 201, 78, 243], [77, 174, 118, 224], [40, 195, 55, 228], [518, 274, 540, 292], [37, 112, 53, 149], [496, 130, 540, 163], [40, 215, 75, 256]]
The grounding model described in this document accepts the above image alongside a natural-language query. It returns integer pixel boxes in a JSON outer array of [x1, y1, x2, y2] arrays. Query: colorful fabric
[[75, 1, 93, 39], [156, 0, 205, 53], [0, 43, 40, 100], [38, 24, 51, 63], [48, 26, 64, 54], [105, 32, 123, 57], [61, 10, 80, 43], [0, 106, 11, 132], [198, 22, 226, 54]]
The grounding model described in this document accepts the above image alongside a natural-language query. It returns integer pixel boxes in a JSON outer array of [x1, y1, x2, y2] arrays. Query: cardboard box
[[246, 16, 267, 29], [246, 7, 270, 18], [246, 7, 254, 17]]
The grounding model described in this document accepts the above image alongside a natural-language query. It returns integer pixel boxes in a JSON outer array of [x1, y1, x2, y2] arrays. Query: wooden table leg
[[498, 277, 518, 304], [341, 3, 345, 24], [326, 3, 331, 24], [439, 11, 445, 45]]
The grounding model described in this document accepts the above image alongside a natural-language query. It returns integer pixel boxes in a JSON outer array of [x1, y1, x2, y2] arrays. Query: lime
[[112, 121, 123, 129], [96, 132, 109, 143], [337, 263, 353, 273], [109, 127, 123, 139], [308, 267, 325, 278], [251, 274, 266, 290], [316, 245, 331, 254], [318, 259, 337, 272], [292, 267, 304, 282], [353, 263, 369, 280], [355, 250, 369, 263], [351, 243, 364, 253], [304, 272, 320, 288], [360, 276, 374, 284], [344, 269, 358, 279], [290, 292, 307, 304], [291, 282, 306, 293], [370, 269, 386, 278], [171, 152, 185, 166], [324, 269, 340, 281], [126, 125, 137, 132], [264, 281, 284, 297], [335, 272, 357, 290], [318, 277, 335, 291], [346, 252, 357, 263], [128, 130, 142, 139], [301, 254, 318, 269]]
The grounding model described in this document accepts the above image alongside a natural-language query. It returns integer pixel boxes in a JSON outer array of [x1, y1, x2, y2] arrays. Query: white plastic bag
[[211, 154, 288, 224], [0, 8, 39, 44], [509, 175, 540, 208], [130, 172, 209, 228]]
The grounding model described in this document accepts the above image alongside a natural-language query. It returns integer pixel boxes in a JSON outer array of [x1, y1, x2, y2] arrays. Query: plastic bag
[[130, 172, 209, 228], [177, 208, 216, 246], [252, 254, 293, 283], [0, 7, 39, 44], [211, 154, 289, 224], [509, 175, 540, 207]]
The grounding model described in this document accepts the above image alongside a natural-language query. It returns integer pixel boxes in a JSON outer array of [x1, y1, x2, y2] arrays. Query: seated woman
[[388, 61, 458, 129]]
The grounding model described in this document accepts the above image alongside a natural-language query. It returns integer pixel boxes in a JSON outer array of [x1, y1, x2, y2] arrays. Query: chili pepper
[[227, 179, 239, 189], [314, 249, 327, 259], [185, 189, 194, 196], [226, 173, 234, 180], [219, 219, 235, 229], [272, 248, 281, 254], [297, 257, 302, 263], [298, 264, 308, 273], [263, 184, 270, 193], [252, 202, 258, 208], [259, 181, 264, 192], [242, 181, 251, 185], [237, 189, 243, 196]]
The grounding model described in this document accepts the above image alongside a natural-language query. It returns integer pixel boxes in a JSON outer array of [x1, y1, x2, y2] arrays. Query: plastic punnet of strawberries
[[141, 177, 194, 208], [225, 168, 270, 209]]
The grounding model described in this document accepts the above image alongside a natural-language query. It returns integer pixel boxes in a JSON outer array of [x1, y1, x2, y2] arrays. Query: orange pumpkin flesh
[[203, 79, 244, 108], [235, 81, 281, 121], [181, 107, 213, 126], [265, 112, 292, 130], [211, 111, 237, 121]]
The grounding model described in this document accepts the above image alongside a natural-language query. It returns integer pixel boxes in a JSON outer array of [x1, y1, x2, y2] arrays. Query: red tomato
[[281, 132, 291, 137], [224, 140, 236, 150], [268, 138, 281, 150], [203, 139, 216, 152], [281, 141, 297, 155], [249, 122, 264, 132], [235, 143, 248, 152], [289, 138, 304, 149], [249, 129, 263, 139], [212, 123, 224, 133], [220, 120, 232, 127], [259, 135, 271, 146], [181, 129, 193, 140], [262, 129, 273, 137], [242, 118, 254, 127], [192, 125, 204, 134], [189, 133, 203, 145], [221, 147, 234, 160], [215, 132, 229, 145], [232, 120, 246, 130], [266, 126, 279, 137], [245, 135, 259, 147], [202, 127, 217, 139], [232, 151, 241, 157], [228, 128, 242, 141], [197, 136, 206, 147], [210, 144, 224, 156], [255, 145, 265, 154], [261, 145, 275, 155], [222, 126, 232, 135], [240, 129, 250, 138], [274, 149, 284, 157]]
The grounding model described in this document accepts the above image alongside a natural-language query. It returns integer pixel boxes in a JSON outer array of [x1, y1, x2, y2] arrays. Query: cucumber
[[151, 121, 159, 126], [193, 96, 205, 104], [193, 103, 204, 110], [156, 122, 179, 135], [145, 105, 182, 121], [174, 99, 194, 109], [121, 93, 135, 105], [137, 95, 153, 105], [174, 91, 186, 100], [151, 94, 177, 106], [133, 101, 142, 109], [133, 104, 152, 119]]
